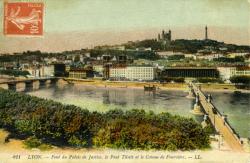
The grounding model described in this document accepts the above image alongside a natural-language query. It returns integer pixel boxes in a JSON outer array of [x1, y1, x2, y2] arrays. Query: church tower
[[205, 26, 208, 40]]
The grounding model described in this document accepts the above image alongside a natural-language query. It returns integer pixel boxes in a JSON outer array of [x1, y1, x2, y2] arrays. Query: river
[[27, 84, 250, 138]]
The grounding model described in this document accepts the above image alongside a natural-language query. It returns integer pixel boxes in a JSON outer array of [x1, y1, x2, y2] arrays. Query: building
[[40, 65, 54, 77], [126, 66, 156, 81], [101, 54, 133, 79], [117, 55, 127, 64], [69, 69, 87, 79], [162, 67, 219, 78], [156, 51, 183, 58], [227, 53, 248, 58], [217, 66, 250, 81], [93, 65, 104, 76], [158, 30, 171, 42], [234, 67, 250, 76], [102, 55, 112, 63], [184, 54, 196, 60], [68, 66, 94, 79], [217, 67, 235, 81], [109, 66, 156, 81], [136, 47, 152, 51], [23, 64, 55, 78], [65, 65, 71, 73], [103, 64, 112, 79], [110, 67, 126, 79], [157, 29, 172, 50], [25, 67, 40, 77], [54, 63, 66, 77], [197, 53, 224, 61]]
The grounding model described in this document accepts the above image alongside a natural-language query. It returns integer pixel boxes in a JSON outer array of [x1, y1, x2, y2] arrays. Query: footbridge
[[189, 82, 244, 152]]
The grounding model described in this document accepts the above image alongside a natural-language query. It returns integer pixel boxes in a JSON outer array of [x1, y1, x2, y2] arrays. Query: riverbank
[[0, 129, 249, 163], [64, 78, 187, 91], [1, 77, 248, 93], [64, 78, 250, 93]]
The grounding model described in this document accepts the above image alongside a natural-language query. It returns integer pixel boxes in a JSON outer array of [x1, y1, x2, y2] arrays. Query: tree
[[0, 88, 210, 150], [230, 76, 250, 85], [74, 55, 80, 62], [167, 55, 185, 60]]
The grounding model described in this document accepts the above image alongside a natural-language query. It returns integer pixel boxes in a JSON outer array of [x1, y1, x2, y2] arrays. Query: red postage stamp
[[4, 2, 44, 36]]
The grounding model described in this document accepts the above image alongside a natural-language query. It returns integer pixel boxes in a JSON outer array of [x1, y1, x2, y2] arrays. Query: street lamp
[[222, 112, 227, 126], [218, 131, 221, 150], [212, 107, 217, 136], [207, 94, 212, 103], [203, 114, 208, 121]]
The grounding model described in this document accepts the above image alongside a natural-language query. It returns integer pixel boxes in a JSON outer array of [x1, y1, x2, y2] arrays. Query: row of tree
[[123, 39, 250, 53], [230, 76, 250, 85], [90, 49, 160, 60], [0, 89, 210, 150], [196, 78, 223, 83], [0, 70, 30, 77], [213, 56, 245, 63], [0, 49, 87, 63]]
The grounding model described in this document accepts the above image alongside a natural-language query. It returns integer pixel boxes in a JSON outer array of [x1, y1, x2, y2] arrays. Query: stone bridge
[[189, 82, 244, 152], [0, 77, 60, 91]]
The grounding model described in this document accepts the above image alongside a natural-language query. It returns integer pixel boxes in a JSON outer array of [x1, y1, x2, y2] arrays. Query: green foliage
[[123, 39, 250, 54], [90, 49, 160, 60], [73, 55, 80, 62], [122, 39, 162, 50], [0, 49, 88, 63], [203, 124, 215, 135], [0, 89, 210, 150], [230, 75, 250, 84], [24, 136, 42, 148], [24, 136, 52, 150], [197, 78, 223, 83], [167, 55, 185, 60], [38, 144, 53, 151], [213, 56, 245, 63], [0, 70, 30, 77], [68, 135, 88, 148], [15, 120, 33, 135]]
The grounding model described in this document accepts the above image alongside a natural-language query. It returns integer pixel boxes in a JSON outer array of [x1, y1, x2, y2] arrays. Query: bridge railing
[[191, 83, 243, 145]]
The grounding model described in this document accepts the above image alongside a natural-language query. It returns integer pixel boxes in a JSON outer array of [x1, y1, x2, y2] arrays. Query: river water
[[27, 84, 250, 138]]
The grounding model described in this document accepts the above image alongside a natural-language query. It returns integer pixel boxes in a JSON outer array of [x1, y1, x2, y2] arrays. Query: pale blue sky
[[43, 0, 249, 32], [0, 0, 249, 53]]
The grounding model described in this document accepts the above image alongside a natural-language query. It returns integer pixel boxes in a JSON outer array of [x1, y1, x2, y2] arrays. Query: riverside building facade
[[217, 66, 250, 81], [162, 67, 219, 78], [109, 66, 156, 81], [69, 69, 87, 79]]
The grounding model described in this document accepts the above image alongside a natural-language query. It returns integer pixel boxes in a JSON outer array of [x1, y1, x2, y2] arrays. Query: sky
[[0, 0, 249, 53]]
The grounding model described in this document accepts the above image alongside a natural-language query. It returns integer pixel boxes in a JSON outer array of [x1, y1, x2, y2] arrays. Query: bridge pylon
[[191, 94, 204, 115], [186, 82, 195, 98], [186, 88, 195, 99], [201, 114, 208, 128]]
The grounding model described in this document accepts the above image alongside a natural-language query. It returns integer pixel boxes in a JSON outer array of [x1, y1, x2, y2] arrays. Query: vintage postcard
[[0, 0, 250, 163]]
